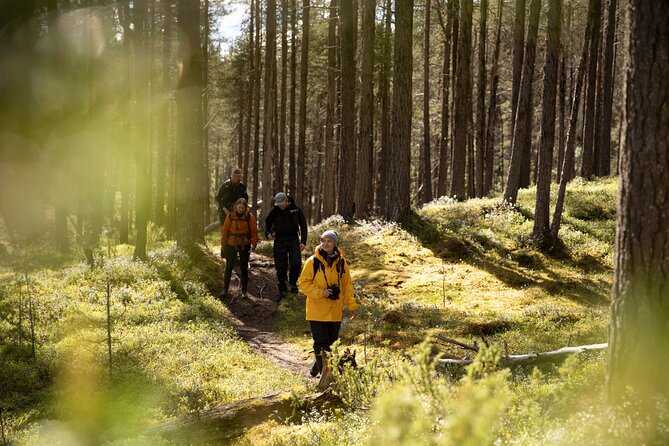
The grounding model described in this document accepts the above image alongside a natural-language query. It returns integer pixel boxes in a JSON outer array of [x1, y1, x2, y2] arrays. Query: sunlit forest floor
[[2, 178, 668, 445]]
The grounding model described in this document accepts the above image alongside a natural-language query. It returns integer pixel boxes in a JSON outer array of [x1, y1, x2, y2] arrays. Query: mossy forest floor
[[7, 178, 663, 446]]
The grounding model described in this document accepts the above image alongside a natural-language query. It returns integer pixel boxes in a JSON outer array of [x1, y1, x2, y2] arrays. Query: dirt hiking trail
[[213, 249, 312, 379]]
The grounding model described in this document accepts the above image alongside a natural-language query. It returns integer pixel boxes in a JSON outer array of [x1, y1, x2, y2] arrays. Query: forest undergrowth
[[2, 178, 668, 445]]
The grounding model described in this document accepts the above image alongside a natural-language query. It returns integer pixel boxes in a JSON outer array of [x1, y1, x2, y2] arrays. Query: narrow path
[[214, 250, 311, 378]]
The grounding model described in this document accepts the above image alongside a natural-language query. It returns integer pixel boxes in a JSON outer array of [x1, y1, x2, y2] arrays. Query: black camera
[[327, 284, 340, 300]]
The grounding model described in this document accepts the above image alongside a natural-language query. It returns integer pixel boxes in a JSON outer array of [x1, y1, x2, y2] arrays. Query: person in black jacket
[[265, 192, 307, 300], [216, 167, 249, 224]]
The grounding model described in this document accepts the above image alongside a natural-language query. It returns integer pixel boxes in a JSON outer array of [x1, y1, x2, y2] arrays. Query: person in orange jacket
[[298, 230, 358, 377], [221, 198, 259, 298]]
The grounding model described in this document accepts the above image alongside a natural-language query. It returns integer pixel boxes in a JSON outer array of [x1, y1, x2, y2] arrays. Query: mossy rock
[[511, 250, 543, 269], [463, 319, 512, 337]]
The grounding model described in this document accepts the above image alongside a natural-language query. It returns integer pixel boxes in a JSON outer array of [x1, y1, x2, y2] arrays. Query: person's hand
[[223, 208, 230, 215], [299, 243, 305, 251], [349, 309, 358, 319], [322, 288, 333, 298]]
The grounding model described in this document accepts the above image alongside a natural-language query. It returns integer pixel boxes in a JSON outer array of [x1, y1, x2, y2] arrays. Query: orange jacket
[[221, 211, 259, 247]]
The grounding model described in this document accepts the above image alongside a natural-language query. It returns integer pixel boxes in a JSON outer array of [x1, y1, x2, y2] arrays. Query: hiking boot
[[310, 360, 319, 377], [310, 353, 323, 377], [241, 292, 248, 299], [290, 285, 299, 294]]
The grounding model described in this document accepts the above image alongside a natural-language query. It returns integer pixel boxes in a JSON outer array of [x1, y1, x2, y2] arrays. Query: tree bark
[[243, 0, 255, 183], [436, 0, 453, 198], [419, 0, 433, 205], [503, 0, 540, 205], [532, 0, 561, 248], [580, 0, 602, 179], [263, 0, 278, 220], [356, 0, 376, 217], [176, 0, 205, 246], [133, 0, 150, 260], [483, 0, 502, 196], [279, 0, 289, 192], [288, 0, 297, 195], [608, 0, 669, 404], [385, 0, 413, 219], [251, 0, 262, 217], [323, 0, 338, 217], [375, 0, 392, 213], [297, 0, 310, 207], [510, 0, 526, 139], [474, 0, 487, 198], [338, 0, 357, 220], [202, 0, 211, 226], [550, 17, 589, 241], [449, 0, 472, 201], [155, 1, 173, 228], [597, 0, 616, 177]]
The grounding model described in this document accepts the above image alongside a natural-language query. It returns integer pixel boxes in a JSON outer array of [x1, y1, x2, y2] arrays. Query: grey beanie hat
[[320, 230, 339, 245], [274, 192, 287, 206]]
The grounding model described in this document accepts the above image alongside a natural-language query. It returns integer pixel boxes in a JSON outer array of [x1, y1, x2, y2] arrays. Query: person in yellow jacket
[[298, 230, 358, 377], [221, 198, 259, 298]]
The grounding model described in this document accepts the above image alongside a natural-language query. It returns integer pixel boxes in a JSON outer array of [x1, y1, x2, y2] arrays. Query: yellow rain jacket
[[298, 247, 358, 322]]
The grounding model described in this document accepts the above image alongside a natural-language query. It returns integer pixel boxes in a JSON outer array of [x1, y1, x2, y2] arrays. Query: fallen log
[[147, 389, 341, 443], [437, 343, 608, 367]]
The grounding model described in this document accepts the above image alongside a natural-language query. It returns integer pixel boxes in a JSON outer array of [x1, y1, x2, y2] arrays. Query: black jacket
[[216, 179, 248, 216], [264, 197, 308, 244]]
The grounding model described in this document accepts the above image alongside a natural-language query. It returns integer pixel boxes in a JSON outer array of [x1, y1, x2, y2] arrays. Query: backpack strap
[[313, 257, 345, 287]]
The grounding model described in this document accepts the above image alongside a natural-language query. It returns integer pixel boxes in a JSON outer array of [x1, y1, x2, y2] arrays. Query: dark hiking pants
[[273, 237, 301, 292], [223, 244, 251, 292], [309, 320, 341, 355]]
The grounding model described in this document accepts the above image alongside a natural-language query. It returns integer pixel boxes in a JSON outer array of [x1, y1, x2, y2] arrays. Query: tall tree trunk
[[597, 0, 616, 177], [556, 6, 567, 185], [386, 0, 413, 220], [134, 0, 150, 260], [483, 0, 502, 196], [356, 0, 375, 217], [323, 0, 338, 217], [47, 0, 69, 252], [155, 0, 173, 228], [202, 0, 211, 226], [436, 0, 453, 198], [263, 0, 278, 219], [252, 0, 262, 216], [510, 0, 526, 138], [474, 0, 487, 198], [176, 0, 204, 246], [296, 0, 310, 207], [449, 0, 472, 200], [532, 0, 561, 247], [551, 12, 590, 240], [279, 0, 288, 191], [518, 0, 541, 189], [418, 0, 433, 206], [375, 0, 392, 214], [580, 0, 602, 179], [503, 0, 540, 204], [608, 0, 669, 404], [338, 0, 356, 220], [243, 0, 255, 182], [288, 0, 297, 195]]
